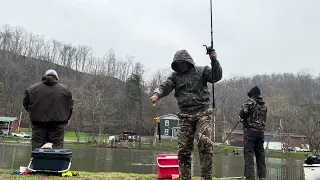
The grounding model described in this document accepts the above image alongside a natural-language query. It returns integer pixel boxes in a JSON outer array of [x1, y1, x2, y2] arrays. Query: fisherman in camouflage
[[239, 86, 267, 180], [150, 49, 222, 180]]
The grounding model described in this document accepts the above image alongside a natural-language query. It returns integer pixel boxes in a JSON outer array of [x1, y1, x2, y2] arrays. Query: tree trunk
[[75, 112, 80, 143], [75, 131, 80, 143], [98, 121, 102, 145], [138, 99, 142, 147], [28, 121, 31, 132], [91, 129, 95, 143]]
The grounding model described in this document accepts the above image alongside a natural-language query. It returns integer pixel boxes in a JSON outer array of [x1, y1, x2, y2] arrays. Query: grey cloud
[[0, 0, 319, 79]]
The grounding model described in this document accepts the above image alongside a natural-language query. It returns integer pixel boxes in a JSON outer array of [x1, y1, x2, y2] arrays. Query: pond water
[[0, 143, 305, 179]]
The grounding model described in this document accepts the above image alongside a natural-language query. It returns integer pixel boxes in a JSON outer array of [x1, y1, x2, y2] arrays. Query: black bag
[[27, 148, 72, 175], [305, 155, 320, 164]]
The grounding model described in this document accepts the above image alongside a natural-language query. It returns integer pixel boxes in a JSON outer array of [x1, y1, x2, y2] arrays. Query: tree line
[[0, 24, 319, 151], [0, 24, 178, 144]]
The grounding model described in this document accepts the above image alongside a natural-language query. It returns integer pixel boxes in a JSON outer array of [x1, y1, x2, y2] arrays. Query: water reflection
[[0, 143, 304, 178]]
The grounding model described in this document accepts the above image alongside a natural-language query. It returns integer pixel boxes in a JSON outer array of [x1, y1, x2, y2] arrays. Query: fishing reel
[[203, 45, 215, 55]]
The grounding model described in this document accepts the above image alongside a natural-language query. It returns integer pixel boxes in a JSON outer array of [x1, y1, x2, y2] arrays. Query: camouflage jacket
[[152, 49, 222, 113], [239, 96, 267, 131]]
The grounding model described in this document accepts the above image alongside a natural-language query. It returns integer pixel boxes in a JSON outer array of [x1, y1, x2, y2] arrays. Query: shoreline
[[0, 141, 310, 160]]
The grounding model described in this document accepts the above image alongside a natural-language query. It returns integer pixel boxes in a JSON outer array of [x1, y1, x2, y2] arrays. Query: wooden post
[[157, 117, 161, 147]]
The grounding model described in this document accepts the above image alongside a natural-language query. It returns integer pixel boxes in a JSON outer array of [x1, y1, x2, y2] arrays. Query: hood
[[247, 86, 264, 104], [171, 49, 195, 72], [42, 75, 58, 86], [247, 86, 261, 98]]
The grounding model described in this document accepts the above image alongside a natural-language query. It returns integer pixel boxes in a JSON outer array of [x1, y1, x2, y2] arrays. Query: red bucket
[[157, 154, 180, 179]]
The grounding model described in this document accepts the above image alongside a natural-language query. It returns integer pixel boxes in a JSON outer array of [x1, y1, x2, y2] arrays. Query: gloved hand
[[209, 50, 217, 61]]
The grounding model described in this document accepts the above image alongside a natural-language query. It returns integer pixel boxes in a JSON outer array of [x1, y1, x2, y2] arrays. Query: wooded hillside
[[1, 24, 319, 150], [0, 24, 179, 142]]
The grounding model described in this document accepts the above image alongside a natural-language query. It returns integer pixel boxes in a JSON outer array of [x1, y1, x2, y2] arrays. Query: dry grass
[[0, 170, 236, 180]]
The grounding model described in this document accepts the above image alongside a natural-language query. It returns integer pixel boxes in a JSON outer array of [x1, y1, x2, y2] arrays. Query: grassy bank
[[0, 169, 234, 180], [218, 145, 311, 159], [17, 128, 95, 142], [5, 128, 311, 160]]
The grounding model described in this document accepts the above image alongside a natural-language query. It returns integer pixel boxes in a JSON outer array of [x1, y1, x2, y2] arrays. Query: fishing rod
[[217, 119, 241, 150], [203, 0, 215, 110], [203, 0, 217, 144]]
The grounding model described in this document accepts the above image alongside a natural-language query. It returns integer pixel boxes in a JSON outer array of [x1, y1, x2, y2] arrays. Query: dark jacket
[[239, 86, 267, 130], [23, 75, 74, 124], [152, 49, 222, 113]]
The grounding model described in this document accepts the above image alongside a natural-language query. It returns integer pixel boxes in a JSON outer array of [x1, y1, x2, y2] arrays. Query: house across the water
[[0, 116, 19, 135], [154, 114, 179, 139]]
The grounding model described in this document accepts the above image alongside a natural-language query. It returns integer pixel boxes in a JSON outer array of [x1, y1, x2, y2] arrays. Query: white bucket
[[19, 166, 27, 173], [303, 164, 320, 180]]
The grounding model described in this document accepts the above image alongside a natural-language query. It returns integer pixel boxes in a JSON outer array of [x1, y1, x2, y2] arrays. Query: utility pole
[[213, 115, 216, 143], [153, 121, 157, 147], [280, 119, 284, 154], [18, 111, 22, 133]]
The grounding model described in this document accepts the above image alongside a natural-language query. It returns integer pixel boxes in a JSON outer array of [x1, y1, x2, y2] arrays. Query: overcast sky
[[1, 0, 319, 80]]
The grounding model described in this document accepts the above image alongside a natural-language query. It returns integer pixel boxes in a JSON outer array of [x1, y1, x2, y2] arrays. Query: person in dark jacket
[[150, 49, 222, 180], [239, 86, 267, 180], [23, 69, 74, 150]]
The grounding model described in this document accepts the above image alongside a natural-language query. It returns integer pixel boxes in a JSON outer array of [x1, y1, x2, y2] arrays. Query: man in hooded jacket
[[23, 69, 74, 150], [239, 86, 267, 180], [150, 49, 222, 180]]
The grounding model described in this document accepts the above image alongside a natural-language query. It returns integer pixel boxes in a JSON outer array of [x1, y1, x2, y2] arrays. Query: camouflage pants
[[31, 123, 65, 150], [177, 108, 213, 180], [243, 130, 266, 179]]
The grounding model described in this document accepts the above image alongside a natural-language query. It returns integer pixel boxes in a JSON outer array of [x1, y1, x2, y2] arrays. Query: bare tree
[[296, 101, 320, 153], [1, 23, 320, 146]]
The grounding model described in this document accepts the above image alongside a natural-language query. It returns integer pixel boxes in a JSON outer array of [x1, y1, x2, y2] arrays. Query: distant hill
[[2, 24, 320, 150], [0, 49, 125, 87], [0, 49, 132, 133]]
